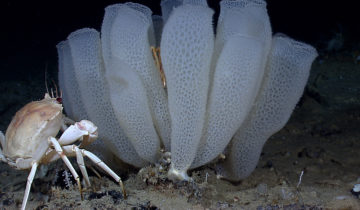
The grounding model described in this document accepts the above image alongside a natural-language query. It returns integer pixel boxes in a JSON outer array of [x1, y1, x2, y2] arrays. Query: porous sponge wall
[[106, 59, 161, 163], [191, 36, 264, 168], [191, 0, 272, 168], [57, 41, 87, 122], [60, 28, 146, 167], [218, 34, 318, 181], [106, 4, 171, 151], [160, 3, 214, 176]]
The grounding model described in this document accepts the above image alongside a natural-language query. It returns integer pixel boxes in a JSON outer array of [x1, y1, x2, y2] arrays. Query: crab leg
[[0, 148, 5, 163], [41, 146, 92, 189], [48, 137, 83, 199], [21, 162, 38, 210], [83, 149, 126, 198], [74, 146, 91, 188], [41, 147, 97, 190], [0, 131, 5, 148], [62, 145, 126, 198], [0, 150, 4, 162], [0, 132, 5, 162]]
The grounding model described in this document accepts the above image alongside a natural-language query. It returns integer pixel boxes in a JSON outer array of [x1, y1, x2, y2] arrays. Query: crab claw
[[77, 120, 98, 139], [58, 120, 98, 146]]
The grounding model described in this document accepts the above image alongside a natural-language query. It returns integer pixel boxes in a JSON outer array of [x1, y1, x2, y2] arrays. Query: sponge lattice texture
[[103, 4, 171, 150], [161, 4, 214, 173], [218, 34, 318, 180], [61, 28, 147, 167]]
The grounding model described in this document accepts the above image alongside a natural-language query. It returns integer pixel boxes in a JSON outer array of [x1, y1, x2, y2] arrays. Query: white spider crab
[[0, 93, 125, 210]]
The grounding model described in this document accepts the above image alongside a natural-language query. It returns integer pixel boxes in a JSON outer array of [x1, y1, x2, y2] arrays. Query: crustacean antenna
[[44, 64, 63, 103], [45, 63, 50, 96]]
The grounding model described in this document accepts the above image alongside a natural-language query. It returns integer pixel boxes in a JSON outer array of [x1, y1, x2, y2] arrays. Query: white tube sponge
[[105, 59, 161, 163], [66, 28, 147, 167], [191, 0, 272, 168], [152, 15, 163, 47], [161, 3, 214, 180], [103, 4, 171, 151], [123, 2, 156, 47], [58, 40, 115, 166], [217, 34, 318, 181], [214, 0, 271, 78], [101, 4, 118, 71], [57, 41, 87, 121], [191, 36, 265, 168], [160, 0, 183, 24]]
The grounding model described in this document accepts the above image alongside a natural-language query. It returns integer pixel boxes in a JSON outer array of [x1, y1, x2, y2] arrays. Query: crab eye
[[56, 97, 62, 104]]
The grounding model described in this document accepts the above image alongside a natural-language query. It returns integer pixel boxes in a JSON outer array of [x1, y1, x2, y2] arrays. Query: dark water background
[[0, 0, 358, 79]]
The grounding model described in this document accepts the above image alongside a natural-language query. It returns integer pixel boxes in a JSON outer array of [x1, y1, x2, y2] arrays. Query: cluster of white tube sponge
[[57, 0, 317, 181]]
